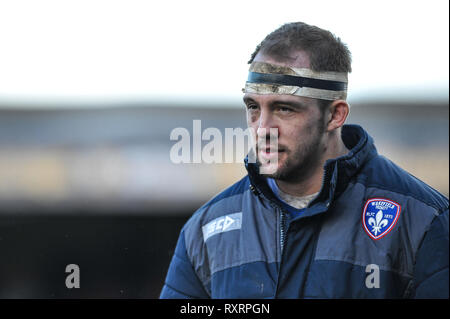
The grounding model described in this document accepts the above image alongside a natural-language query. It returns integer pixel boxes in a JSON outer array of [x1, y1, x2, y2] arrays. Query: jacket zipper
[[279, 209, 287, 254], [250, 183, 288, 257]]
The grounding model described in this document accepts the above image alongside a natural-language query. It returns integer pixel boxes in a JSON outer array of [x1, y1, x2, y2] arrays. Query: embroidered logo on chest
[[362, 198, 401, 240]]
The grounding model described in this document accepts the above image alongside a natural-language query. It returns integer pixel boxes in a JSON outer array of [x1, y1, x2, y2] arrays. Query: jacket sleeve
[[159, 228, 210, 299], [412, 208, 449, 298]]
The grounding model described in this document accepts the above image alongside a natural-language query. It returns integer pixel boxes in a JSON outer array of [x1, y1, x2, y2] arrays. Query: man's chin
[[259, 166, 279, 176], [258, 159, 301, 182], [258, 162, 285, 177], [257, 152, 287, 176]]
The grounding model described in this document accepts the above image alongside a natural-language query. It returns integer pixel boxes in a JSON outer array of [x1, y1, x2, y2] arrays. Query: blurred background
[[0, 0, 448, 298]]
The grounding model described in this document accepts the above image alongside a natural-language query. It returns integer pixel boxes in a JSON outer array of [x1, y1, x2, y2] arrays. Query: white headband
[[243, 61, 348, 100]]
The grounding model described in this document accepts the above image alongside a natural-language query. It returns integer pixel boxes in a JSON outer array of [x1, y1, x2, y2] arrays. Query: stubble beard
[[258, 117, 327, 183]]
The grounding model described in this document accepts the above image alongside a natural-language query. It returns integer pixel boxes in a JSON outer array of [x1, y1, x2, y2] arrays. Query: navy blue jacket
[[160, 125, 449, 298]]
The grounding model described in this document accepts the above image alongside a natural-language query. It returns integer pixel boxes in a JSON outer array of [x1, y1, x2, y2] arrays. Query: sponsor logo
[[202, 212, 242, 242]]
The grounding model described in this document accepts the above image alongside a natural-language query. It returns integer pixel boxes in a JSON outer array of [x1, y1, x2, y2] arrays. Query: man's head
[[243, 22, 352, 183], [249, 21, 352, 73]]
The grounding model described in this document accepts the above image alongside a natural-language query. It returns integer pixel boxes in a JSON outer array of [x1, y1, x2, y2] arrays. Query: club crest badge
[[362, 198, 401, 240]]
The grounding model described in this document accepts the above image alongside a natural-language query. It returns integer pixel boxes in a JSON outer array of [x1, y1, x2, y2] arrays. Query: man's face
[[244, 53, 328, 182]]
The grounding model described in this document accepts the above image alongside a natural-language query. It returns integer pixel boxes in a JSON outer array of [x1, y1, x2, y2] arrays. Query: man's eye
[[277, 106, 292, 113], [246, 104, 259, 110]]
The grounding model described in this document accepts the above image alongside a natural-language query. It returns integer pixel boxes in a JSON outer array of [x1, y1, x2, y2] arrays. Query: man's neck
[[276, 163, 324, 197]]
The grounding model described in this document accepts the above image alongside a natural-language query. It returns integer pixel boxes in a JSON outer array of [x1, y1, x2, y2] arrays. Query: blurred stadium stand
[[0, 101, 448, 298]]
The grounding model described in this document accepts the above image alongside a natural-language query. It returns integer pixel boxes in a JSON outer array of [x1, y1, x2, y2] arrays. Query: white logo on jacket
[[202, 212, 242, 242]]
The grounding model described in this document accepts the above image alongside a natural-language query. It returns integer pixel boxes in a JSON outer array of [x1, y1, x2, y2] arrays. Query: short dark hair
[[248, 22, 352, 73], [249, 22, 352, 110]]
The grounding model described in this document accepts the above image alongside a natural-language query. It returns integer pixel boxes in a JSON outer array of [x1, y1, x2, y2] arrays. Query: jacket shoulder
[[198, 174, 251, 213], [356, 154, 448, 212], [183, 174, 251, 241]]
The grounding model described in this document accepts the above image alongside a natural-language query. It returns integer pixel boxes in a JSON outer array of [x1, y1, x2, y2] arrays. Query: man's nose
[[256, 110, 279, 138]]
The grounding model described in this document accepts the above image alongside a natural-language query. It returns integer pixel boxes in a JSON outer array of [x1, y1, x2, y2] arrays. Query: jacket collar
[[245, 124, 378, 216]]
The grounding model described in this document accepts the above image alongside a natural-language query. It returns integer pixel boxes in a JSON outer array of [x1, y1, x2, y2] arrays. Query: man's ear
[[326, 100, 349, 132]]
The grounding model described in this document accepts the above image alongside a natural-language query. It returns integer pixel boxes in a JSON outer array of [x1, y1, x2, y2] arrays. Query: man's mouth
[[261, 148, 280, 154], [258, 146, 285, 158]]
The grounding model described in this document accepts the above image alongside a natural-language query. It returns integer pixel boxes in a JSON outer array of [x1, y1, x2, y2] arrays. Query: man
[[160, 22, 449, 298]]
